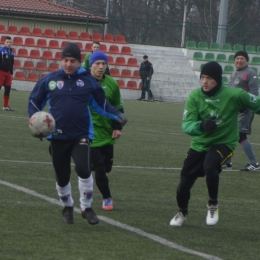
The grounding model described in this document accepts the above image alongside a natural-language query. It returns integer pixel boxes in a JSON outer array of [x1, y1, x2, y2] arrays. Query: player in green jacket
[[170, 61, 260, 227], [89, 51, 124, 210], [82, 41, 110, 75]]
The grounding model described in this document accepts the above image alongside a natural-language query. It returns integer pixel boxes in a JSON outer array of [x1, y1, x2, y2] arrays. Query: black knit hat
[[62, 42, 81, 62], [143, 55, 148, 59], [200, 61, 222, 84], [234, 50, 249, 61]]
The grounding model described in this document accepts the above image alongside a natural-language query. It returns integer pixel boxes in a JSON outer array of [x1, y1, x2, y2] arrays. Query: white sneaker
[[3, 106, 14, 111], [170, 212, 187, 226], [206, 204, 219, 226]]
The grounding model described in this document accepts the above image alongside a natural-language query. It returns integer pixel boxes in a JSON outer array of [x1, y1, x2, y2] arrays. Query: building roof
[[0, 0, 106, 22]]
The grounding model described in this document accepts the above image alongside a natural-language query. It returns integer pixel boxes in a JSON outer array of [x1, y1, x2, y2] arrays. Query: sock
[[56, 182, 74, 207], [240, 139, 257, 164], [3, 95, 9, 107], [78, 175, 94, 211]]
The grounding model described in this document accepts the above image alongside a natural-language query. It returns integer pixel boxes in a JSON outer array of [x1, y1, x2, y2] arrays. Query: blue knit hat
[[89, 51, 108, 67]]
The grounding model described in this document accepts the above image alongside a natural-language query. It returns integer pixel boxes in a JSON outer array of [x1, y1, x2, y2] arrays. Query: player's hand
[[112, 130, 122, 139], [32, 134, 43, 141], [116, 114, 127, 127], [200, 117, 217, 131]]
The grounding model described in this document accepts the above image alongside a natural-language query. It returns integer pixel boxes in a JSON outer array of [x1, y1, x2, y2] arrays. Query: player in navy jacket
[[28, 43, 127, 226]]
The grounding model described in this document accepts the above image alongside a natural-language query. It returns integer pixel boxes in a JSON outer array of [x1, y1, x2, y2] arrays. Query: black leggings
[[50, 139, 91, 187], [176, 144, 233, 211]]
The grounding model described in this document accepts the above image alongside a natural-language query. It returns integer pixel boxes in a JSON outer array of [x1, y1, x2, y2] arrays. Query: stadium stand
[[109, 45, 120, 54], [61, 41, 70, 49], [110, 68, 120, 77], [13, 37, 24, 46], [0, 24, 6, 33], [42, 50, 53, 60], [186, 41, 197, 49], [121, 69, 132, 78], [68, 31, 79, 40], [20, 26, 31, 36], [36, 39, 47, 48], [204, 53, 215, 61], [104, 34, 114, 43], [14, 71, 26, 80], [250, 56, 260, 65], [23, 61, 35, 70], [133, 70, 140, 78], [48, 63, 59, 72], [198, 42, 208, 50], [126, 80, 138, 89], [48, 40, 60, 49], [79, 32, 91, 41], [30, 49, 41, 59], [32, 28, 43, 37], [246, 45, 256, 54], [227, 54, 234, 63], [35, 62, 47, 71], [24, 37, 35, 47], [17, 48, 28, 58], [75, 42, 83, 50], [121, 46, 132, 55], [107, 56, 114, 65], [233, 44, 243, 52], [13, 60, 22, 69], [54, 52, 62, 60], [85, 43, 92, 52], [222, 76, 228, 85], [221, 43, 232, 52], [127, 58, 139, 67], [115, 35, 127, 44], [209, 42, 220, 51], [115, 57, 126, 66], [193, 52, 204, 60], [216, 53, 227, 62], [44, 29, 55, 38], [100, 44, 108, 53], [7, 25, 18, 34], [223, 65, 234, 74], [27, 72, 39, 82], [251, 67, 258, 74], [116, 79, 125, 88], [56, 30, 67, 39], [92, 33, 103, 41]]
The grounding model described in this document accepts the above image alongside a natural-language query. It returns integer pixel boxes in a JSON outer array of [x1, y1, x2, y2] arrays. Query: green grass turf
[[0, 90, 260, 260]]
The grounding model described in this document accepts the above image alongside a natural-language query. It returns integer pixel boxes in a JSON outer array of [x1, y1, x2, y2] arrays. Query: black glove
[[200, 117, 217, 131], [116, 114, 127, 127]]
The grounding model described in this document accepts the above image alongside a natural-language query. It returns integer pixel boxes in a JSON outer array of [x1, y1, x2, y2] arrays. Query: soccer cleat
[[137, 97, 143, 101], [240, 163, 260, 171], [206, 204, 219, 226], [81, 208, 99, 225], [169, 212, 187, 226], [221, 162, 232, 170], [3, 106, 14, 111], [62, 206, 74, 224], [102, 197, 113, 210]]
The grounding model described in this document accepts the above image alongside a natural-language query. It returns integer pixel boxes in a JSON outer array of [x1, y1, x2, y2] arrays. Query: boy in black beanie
[[222, 50, 259, 171], [169, 61, 260, 227]]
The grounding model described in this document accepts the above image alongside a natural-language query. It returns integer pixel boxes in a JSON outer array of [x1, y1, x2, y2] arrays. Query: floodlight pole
[[104, 0, 110, 35], [181, 1, 188, 48], [216, 0, 229, 46]]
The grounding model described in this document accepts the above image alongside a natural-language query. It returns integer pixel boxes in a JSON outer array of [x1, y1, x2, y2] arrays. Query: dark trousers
[[141, 78, 153, 99], [50, 139, 91, 187], [90, 145, 114, 199], [176, 144, 233, 212]]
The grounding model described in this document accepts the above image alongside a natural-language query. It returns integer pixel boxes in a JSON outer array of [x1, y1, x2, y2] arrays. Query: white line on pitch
[[137, 129, 182, 135], [0, 179, 222, 260]]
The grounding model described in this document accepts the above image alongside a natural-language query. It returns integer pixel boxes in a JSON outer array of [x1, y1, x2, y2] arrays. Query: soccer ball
[[29, 111, 55, 137]]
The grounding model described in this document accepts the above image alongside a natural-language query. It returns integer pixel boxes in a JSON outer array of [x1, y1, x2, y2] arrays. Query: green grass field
[[1, 90, 260, 260]]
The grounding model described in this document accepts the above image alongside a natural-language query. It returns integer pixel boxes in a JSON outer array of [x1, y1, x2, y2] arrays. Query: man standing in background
[[0, 36, 14, 111], [137, 55, 154, 101], [222, 50, 259, 171]]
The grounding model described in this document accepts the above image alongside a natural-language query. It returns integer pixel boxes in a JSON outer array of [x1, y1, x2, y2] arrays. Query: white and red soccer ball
[[29, 111, 55, 137]]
